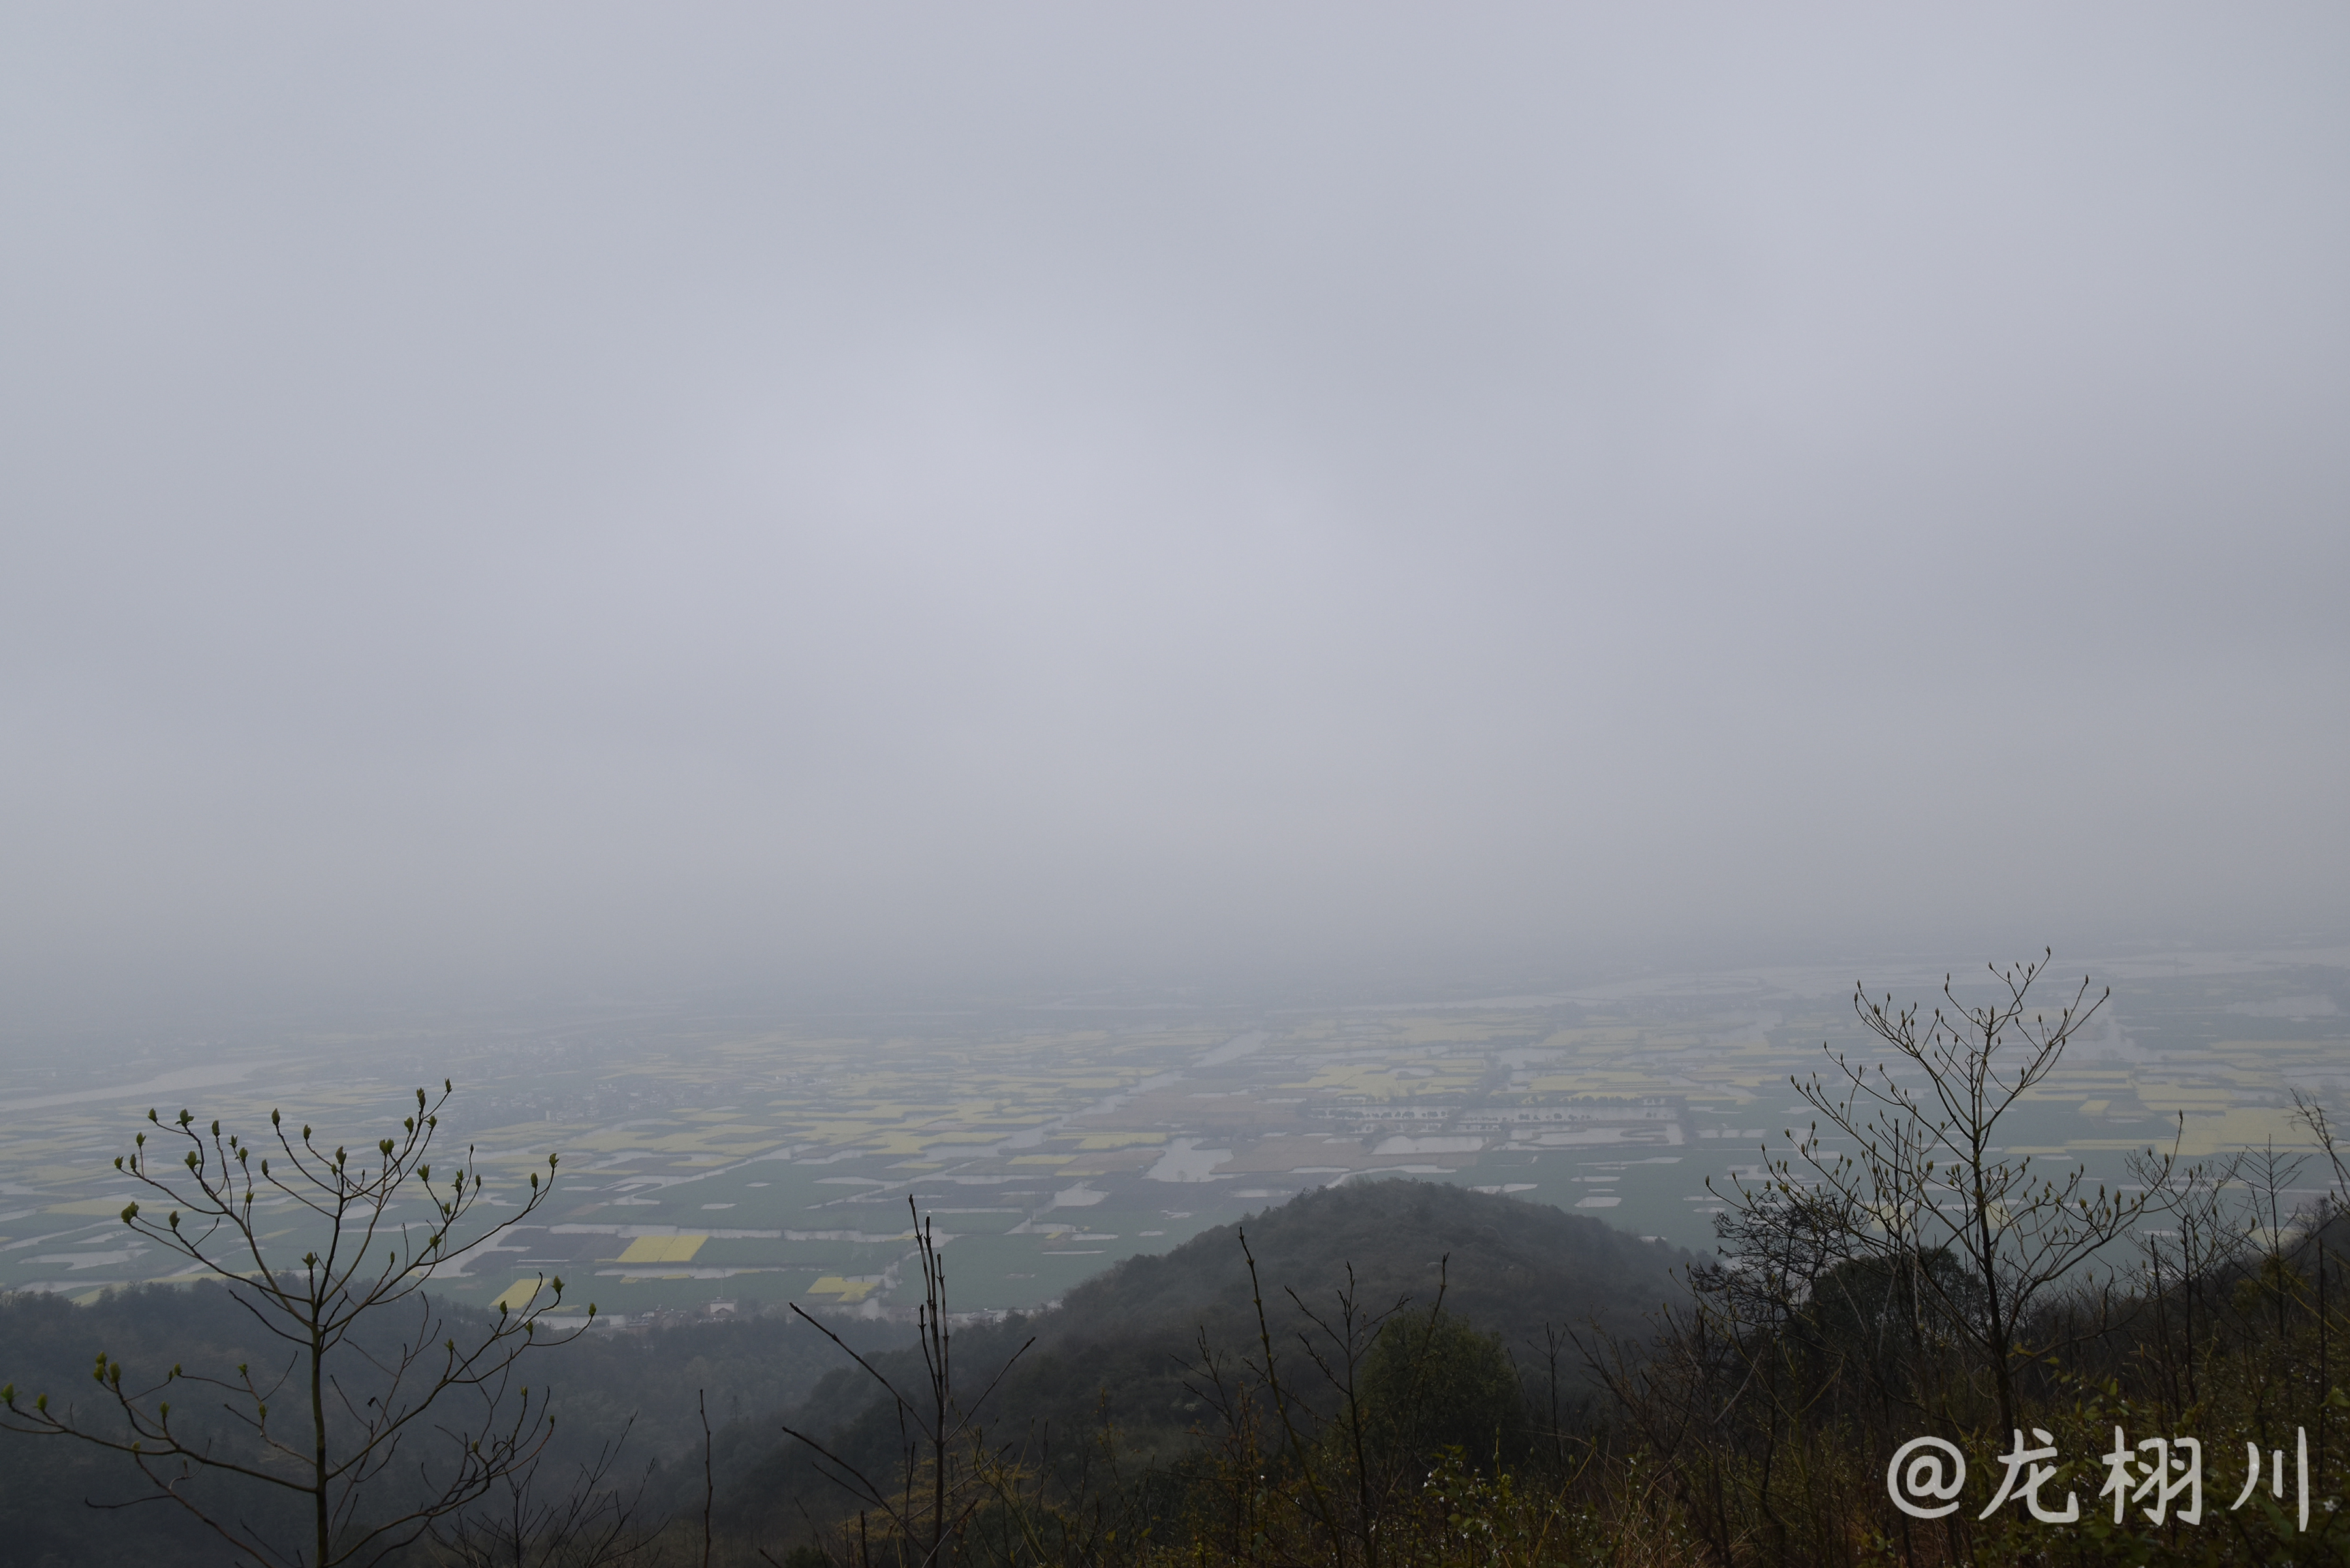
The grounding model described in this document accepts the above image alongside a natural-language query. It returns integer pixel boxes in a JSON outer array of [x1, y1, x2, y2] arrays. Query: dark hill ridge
[[1039, 1178, 1690, 1358], [0, 1281, 913, 1565], [0, 1182, 1695, 1561], [721, 1179, 1694, 1533]]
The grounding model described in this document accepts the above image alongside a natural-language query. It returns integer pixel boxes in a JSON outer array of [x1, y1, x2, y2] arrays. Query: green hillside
[[722, 1180, 1692, 1538]]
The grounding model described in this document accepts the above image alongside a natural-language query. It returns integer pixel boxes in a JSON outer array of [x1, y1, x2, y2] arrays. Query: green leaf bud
[[168, 1212, 180, 1230], [271, 1108, 280, 1125], [210, 1120, 219, 1135], [121, 1202, 139, 1223]]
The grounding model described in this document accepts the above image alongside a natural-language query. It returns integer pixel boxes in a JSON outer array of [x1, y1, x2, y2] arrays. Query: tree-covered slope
[[722, 1180, 1693, 1537]]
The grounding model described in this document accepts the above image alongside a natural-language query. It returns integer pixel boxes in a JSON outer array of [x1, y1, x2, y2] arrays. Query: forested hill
[[0, 1181, 1693, 1563], [1047, 1178, 1690, 1358], [720, 1180, 1693, 1538], [0, 1283, 913, 1567]]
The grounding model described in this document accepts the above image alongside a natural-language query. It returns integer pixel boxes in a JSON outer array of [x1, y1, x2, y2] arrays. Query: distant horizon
[[7, 928, 2343, 1065]]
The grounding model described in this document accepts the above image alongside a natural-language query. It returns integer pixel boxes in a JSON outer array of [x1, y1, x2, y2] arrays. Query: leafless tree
[[1, 1080, 588, 1568], [776, 1198, 1032, 1567], [430, 1415, 653, 1568], [1717, 951, 2179, 1436]]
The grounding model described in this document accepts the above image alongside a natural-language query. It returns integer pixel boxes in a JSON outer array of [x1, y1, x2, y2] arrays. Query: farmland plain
[[4, 946, 2345, 1324]]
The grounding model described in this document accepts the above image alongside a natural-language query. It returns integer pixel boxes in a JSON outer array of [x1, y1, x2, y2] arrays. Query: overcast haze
[[4, 5, 2346, 1022]]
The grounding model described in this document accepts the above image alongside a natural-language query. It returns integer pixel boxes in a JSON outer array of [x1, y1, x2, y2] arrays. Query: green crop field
[[5, 947, 2345, 1325]]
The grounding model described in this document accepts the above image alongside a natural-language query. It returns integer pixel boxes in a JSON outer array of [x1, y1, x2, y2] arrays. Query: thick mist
[[3, 5, 2345, 1025]]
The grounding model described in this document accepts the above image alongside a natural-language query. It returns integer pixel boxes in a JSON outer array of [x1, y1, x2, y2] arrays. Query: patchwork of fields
[[4, 947, 2345, 1323]]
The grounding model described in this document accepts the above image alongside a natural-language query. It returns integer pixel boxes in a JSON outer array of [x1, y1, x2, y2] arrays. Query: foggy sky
[[4, 5, 2346, 1020]]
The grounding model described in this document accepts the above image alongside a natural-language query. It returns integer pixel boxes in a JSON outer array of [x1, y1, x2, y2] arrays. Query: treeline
[[0, 1285, 910, 1567], [712, 960, 2350, 1567], [10, 958, 2350, 1566], [710, 1201, 2350, 1566], [16, 1170, 2350, 1566], [714, 1178, 1685, 1563]]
